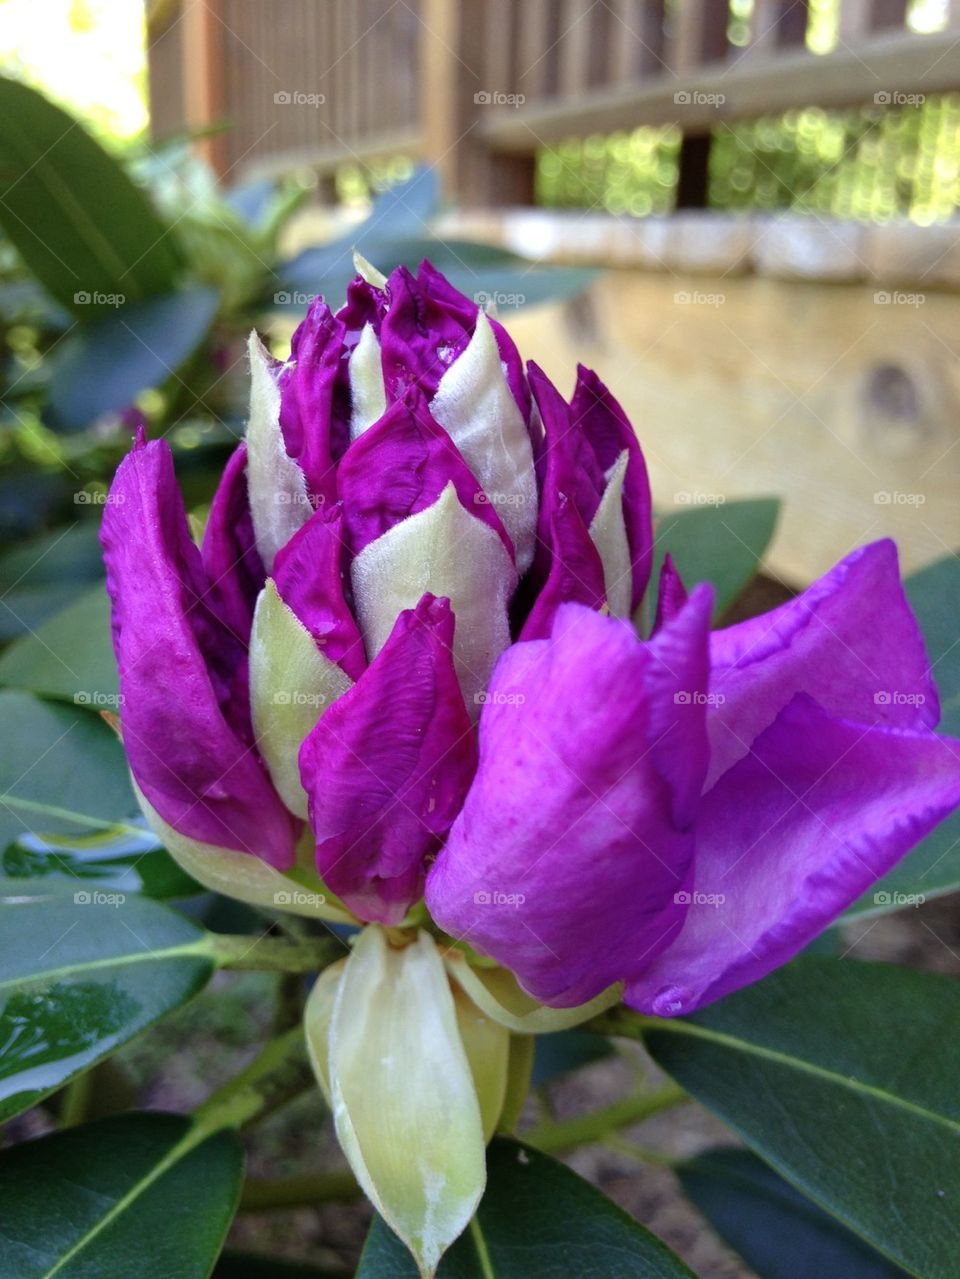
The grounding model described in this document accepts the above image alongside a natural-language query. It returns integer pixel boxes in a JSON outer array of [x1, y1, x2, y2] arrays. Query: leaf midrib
[[0, 938, 212, 993], [650, 1018, 960, 1134]]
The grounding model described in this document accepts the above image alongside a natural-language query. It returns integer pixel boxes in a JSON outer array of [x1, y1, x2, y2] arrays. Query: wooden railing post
[[669, 0, 730, 209], [420, 0, 536, 206], [182, 0, 228, 176]]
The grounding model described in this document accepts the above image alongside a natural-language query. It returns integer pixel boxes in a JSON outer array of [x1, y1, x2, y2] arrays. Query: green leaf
[[678, 1148, 909, 1278], [0, 525, 105, 640], [0, 77, 182, 315], [649, 497, 780, 623], [0, 884, 213, 1121], [641, 958, 960, 1279], [1, 830, 200, 900], [531, 1029, 614, 1086], [47, 287, 219, 429], [0, 585, 116, 705], [848, 554, 960, 917], [0, 690, 138, 851], [0, 1113, 242, 1278], [357, 1137, 695, 1278]]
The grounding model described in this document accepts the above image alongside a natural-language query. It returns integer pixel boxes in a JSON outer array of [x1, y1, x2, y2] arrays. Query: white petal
[[245, 331, 311, 572], [303, 957, 348, 1104], [451, 984, 510, 1142], [131, 781, 355, 924], [327, 927, 485, 1277], [430, 311, 537, 575], [249, 580, 353, 818], [589, 449, 632, 618], [350, 482, 517, 713], [444, 949, 622, 1033], [353, 248, 388, 289], [349, 322, 387, 441]]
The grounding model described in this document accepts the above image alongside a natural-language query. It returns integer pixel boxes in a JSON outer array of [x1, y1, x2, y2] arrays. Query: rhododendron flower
[[101, 259, 960, 1276]]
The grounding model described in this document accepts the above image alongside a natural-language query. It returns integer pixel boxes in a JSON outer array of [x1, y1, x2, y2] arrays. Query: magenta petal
[[571, 366, 653, 609], [277, 298, 347, 503], [426, 590, 714, 1006], [708, 540, 939, 784], [380, 266, 472, 401], [336, 391, 513, 559], [272, 504, 366, 681], [627, 694, 960, 1016], [652, 553, 689, 635], [101, 438, 298, 867], [200, 444, 265, 647], [299, 594, 476, 925]]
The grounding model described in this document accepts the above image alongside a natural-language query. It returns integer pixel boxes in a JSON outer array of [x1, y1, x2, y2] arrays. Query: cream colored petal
[[131, 782, 355, 924], [353, 248, 388, 289], [249, 580, 353, 818], [451, 984, 510, 1142], [589, 449, 632, 618], [349, 322, 387, 441], [444, 949, 622, 1033], [327, 926, 485, 1278], [500, 1034, 535, 1134], [304, 957, 348, 1104], [430, 311, 537, 575], [245, 331, 311, 572], [350, 482, 517, 713]]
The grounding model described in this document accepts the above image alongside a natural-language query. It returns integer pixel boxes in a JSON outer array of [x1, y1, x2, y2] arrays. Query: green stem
[[585, 1006, 667, 1040], [240, 1169, 360, 1210], [522, 1082, 687, 1155], [208, 932, 344, 973], [192, 1025, 315, 1140], [59, 1067, 96, 1129]]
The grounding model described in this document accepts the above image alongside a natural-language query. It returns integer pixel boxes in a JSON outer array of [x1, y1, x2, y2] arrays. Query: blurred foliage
[[538, 93, 960, 224]]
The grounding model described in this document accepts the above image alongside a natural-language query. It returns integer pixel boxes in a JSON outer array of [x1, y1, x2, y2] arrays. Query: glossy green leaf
[[0, 525, 105, 640], [0, 77, 182, 315], [531, 1029, 614, 1086], [0, 1113, 242, 1278], [642, 958, 960, 1279], [848, 555, 960, 917], [47, 287, 220, 429], [0, 585, 116, 704], [357, 1137, 695, 1278], [0, 690, 138, 850], [648, 497, 780, 624], [1, 829, 200, 900], [0, 884, 214, 1121], [678, 1148, 908, 1279]]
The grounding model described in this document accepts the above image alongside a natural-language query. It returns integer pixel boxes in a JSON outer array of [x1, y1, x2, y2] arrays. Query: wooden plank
[[749, 0, 809, 54], [482, 29, 960, 145], [239, 126, 423, 183], [840, 0, 908, 41], [557, 0, 595, 96], [668, 0, 730, 72], [182, 0, 227, 175], [516, 0, 554, 100]]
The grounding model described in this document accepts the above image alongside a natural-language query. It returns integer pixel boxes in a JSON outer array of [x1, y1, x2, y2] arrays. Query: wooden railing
[[147, 0, 960, 204]]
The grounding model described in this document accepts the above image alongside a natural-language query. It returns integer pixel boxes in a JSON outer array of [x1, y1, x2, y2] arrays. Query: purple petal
[[708, 540, 939, 784], [336, 390, 513, 560], [426, 590, 713, 1006], [570, 366, 654, 610], [277, 298, 348, 503], [627, 693, 960, 1016], [337, 273, 387, 341], [272, 503, 367, 681], [299, 594, 476, 925], [652, 554, 689, 635], [200, 443, 265, 647], [101, 437, 298, 867]]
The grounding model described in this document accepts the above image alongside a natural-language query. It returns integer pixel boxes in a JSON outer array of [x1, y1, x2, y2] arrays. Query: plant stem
[[208, 932, 345, 973], [59, 1067, 96, 1129], [240, 1168, 360, 1210], [193, 1025, 315, 1139], [522, 1082, 687, 1155]]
